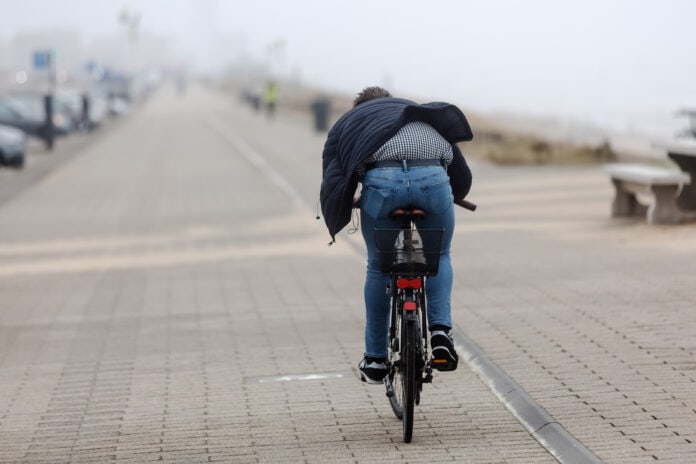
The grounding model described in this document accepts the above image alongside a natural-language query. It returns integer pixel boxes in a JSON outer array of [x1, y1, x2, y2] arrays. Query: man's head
[[353, 86, 392, 107]]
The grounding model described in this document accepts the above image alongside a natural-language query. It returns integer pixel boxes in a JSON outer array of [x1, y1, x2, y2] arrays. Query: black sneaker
[[358, 356, 388, 384], [431, 330, 458, 371]]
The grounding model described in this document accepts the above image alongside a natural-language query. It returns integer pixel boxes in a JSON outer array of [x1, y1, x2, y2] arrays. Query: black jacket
[[320, 97, 473, 241]]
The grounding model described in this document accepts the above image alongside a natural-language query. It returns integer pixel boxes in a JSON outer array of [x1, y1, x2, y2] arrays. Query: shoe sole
[[431, 347, 458, 372], [360, 372, 386, 384]]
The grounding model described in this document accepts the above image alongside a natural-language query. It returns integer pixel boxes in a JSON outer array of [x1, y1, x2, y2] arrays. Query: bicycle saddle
[[389, 208, 426, 221]]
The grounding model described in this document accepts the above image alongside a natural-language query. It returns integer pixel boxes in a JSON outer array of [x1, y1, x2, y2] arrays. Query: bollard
[[311, 98, 331, 132], [81, 93, 91, 131]]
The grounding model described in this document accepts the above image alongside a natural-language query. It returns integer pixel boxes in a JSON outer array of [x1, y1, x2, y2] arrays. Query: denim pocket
[[361, 185, 395, 219], [421, 180, 453, 215]]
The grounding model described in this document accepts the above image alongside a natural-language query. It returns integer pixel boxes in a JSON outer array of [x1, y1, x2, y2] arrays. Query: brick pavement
[[451, 164, 696, 462], [0, 86, 554, 463], [2, 82, 695, 463]]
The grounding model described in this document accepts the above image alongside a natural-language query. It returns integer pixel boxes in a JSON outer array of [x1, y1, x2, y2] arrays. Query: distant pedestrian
[[263, 81, 278, 119]]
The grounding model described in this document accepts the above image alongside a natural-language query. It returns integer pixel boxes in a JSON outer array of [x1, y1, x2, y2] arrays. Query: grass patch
[[462, 129, 618, 165]]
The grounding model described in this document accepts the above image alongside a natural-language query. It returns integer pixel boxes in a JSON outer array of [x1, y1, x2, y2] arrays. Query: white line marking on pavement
[[244, 372, 352, 384], [206, 116, 311, 212], [0, 235, 345, 277]]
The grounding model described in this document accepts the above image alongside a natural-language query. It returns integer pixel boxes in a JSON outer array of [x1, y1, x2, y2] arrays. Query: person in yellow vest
[[263, 81, 278, 119]]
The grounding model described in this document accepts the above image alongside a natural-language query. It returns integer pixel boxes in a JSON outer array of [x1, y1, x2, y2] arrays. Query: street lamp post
[[118, 8, 140, 73], [266, 38, 286, 79], [116, 8, 142, 104]]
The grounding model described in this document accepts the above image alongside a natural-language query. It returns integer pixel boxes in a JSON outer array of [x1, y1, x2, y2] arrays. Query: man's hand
[[353, 193, 361, 208]]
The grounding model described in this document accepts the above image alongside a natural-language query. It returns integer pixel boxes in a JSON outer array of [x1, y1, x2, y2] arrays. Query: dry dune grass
[[221, 77, 619, 165], [462, 125, 617, 165]]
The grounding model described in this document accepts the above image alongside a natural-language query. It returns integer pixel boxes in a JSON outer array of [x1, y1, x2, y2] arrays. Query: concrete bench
[[604, 163, 691, 224]]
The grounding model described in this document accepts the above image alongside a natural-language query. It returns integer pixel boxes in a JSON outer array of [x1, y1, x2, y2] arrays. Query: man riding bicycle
[[319, 87, 473, 384]]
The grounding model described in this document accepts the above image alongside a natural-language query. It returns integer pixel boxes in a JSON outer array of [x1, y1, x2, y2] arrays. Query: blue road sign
[[33, 50, 51, 69]]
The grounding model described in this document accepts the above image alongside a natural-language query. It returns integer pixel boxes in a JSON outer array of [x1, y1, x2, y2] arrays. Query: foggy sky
[[4, 0, 696, 137]]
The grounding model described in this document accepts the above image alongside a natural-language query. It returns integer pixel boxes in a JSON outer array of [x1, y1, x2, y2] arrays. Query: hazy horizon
[[3, 0, 696, 142]]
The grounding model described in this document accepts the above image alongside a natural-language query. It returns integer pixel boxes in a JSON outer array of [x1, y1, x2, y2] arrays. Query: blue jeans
[[360, 164, 454, 358]]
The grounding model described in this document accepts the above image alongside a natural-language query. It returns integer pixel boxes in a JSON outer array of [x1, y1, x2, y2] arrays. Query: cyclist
[[319, 86, 474, 384]]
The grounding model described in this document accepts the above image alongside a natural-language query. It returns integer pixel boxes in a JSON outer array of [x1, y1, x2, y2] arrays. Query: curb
[[451, 329, 604, 464]]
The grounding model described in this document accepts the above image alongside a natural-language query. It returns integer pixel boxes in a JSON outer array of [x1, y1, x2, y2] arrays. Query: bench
[[677, 108, 696, 138], [604, 163, 691, 224]]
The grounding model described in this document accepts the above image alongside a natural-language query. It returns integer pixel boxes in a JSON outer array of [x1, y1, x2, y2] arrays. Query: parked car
[[54, 90, 83, 130], [108, 96, 130, 116], [0, 97, 47, 139], [58, 89, 109, 130], [86, 91, 109, 129], [0, 123, 26, 168], [7, 93, 74, 136]]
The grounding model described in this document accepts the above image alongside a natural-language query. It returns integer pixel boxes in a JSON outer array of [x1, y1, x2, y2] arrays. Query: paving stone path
[[1, 84, 694, 463]]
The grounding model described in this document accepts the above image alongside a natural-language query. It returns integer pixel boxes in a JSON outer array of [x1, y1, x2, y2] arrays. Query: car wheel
[[9, 156, 25, 169]]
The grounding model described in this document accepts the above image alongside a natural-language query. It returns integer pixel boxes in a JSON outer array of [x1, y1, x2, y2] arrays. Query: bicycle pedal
[[431, 358, 457, 371]]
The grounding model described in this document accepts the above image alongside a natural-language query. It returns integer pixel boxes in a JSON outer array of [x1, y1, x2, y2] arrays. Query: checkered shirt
[[355, 121, 454, 179]]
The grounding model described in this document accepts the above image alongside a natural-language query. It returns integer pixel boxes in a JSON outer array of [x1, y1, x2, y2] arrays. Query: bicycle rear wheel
[[400, 318, 418, 442], [387, 367, 403, 419], [388, 323, 404, 420]]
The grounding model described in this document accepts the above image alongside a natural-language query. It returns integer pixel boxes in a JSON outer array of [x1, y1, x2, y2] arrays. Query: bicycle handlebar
[[454, 198, 477, 211]]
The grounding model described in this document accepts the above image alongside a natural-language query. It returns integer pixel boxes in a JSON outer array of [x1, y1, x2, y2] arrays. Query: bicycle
[[375, 198, 476, 443]]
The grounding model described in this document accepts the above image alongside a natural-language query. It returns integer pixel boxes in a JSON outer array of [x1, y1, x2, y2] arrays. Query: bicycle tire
[[387, 368, 403, 419], [401, 318, 418, 443], [388, 315, 404, 420]]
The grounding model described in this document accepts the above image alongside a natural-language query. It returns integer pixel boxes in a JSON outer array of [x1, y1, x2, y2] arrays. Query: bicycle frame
[[386, 222, 434, 372], [378, 212, 443, 442], [360, 196, 475, 443], [386, 271, 432, 389]]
